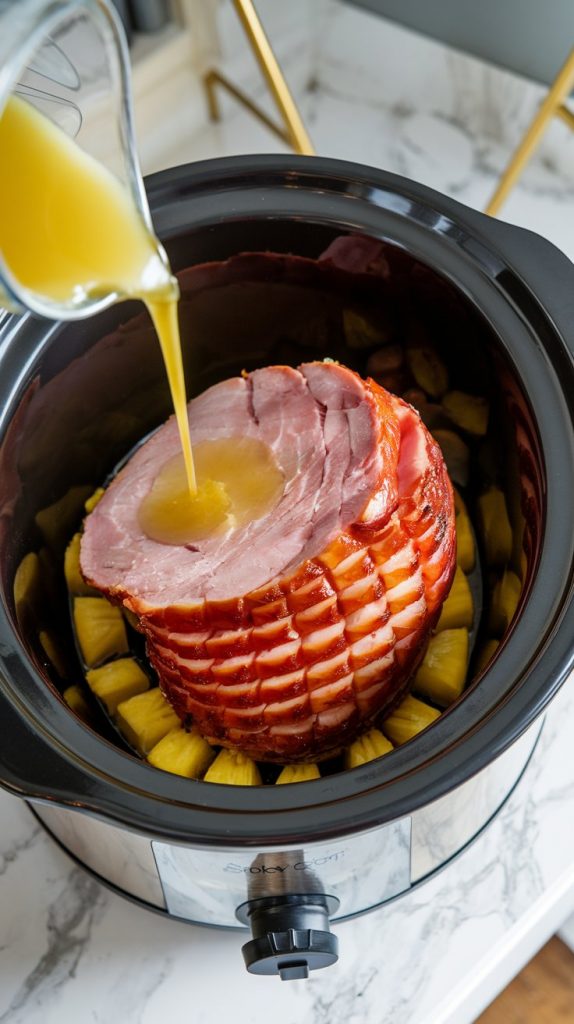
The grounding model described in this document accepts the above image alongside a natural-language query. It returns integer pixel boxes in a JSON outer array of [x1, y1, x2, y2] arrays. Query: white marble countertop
[[1, 677, 573, 1024]]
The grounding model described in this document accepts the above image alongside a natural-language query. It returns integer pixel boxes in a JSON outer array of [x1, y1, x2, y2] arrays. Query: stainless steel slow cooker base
[[33, 721, 541, 929]]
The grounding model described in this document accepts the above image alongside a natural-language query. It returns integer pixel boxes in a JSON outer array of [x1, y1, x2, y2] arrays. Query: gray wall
[[347, 0, 574, 86]]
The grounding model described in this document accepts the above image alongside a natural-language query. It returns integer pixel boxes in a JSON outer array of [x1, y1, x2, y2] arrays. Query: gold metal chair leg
[[485, 48, 574, 216], [203, 0, 314, 156], [204, 70, 221, 123], [556, 103, 574, 131], [204, 70, 302, 147]]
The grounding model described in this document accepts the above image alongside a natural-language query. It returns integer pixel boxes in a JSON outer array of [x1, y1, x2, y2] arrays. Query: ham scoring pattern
[[125, 374, 456, 762]]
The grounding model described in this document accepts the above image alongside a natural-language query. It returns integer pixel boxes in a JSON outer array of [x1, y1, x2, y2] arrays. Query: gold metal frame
[[485, 47, 574, 216], [203, 0, 314, 156]]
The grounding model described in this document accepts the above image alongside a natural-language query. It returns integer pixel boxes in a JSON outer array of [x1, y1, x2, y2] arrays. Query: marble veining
[[1, 869, 105, 1024], [0, 825, 41, 878]]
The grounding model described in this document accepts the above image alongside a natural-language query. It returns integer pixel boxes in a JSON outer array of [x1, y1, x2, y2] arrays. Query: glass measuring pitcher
[[0, 0, 167, 319]]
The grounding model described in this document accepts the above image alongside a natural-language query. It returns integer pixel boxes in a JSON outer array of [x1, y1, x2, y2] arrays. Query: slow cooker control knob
[[237, 895, 339, 980]]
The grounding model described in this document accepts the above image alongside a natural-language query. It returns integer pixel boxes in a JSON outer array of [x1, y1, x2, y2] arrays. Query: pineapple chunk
[[204, 749, 262, 786], [456, 506, 475, 574], [489, 570, 522, 636], [123, 608, 140, 631], [436, 567, 473, 631], [13, 551, 42, 626], [73, 596, 129, 668], [442, 391, 489, 436], [84, 487, 105, 514], [116, 687, 180, 755], [453, 489, 475, 573], [63, 684, 93, 724], [407, 345, 449, 398], [39, 629, 67, 677], [432, 429, 469, 487], [476, 638, 500, 673], [383, 695, 441, 746], [477, 487, 513, 567], [453, 487, 467, 516], [366, 344, 403, 377], [414, 628, 469, 706], [64, 533, 96, 595], [147, 727, 216, 779], [344, 728, 393, 769], [86, 657, 150, 715], [343, 309, 389, 349], [35, 485, 92, 553], [276, 763, 321, 784]]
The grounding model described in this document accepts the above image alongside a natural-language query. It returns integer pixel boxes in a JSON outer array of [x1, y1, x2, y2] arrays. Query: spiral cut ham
[[81, 362, 456, 762]]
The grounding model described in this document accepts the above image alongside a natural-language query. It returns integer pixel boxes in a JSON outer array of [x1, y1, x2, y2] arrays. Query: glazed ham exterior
[[81, 362, 456, 762]]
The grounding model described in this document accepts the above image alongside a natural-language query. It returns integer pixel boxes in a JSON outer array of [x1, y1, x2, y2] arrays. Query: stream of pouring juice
[[0, 94, 197, 499], [0, 96, 285, 543]]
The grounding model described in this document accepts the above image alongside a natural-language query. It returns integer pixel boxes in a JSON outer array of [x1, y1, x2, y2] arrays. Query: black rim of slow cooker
[[1, 155, 574, 846]]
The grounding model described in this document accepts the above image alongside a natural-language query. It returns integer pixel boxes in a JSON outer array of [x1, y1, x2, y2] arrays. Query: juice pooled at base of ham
[[81, 361, 456, 762]]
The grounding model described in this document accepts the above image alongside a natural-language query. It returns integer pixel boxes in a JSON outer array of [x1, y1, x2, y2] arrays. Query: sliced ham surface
[[81, 361, 455, 762]]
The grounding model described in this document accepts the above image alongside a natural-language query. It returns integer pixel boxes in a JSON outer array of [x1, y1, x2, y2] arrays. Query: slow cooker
[[1, 156, 573, 980]]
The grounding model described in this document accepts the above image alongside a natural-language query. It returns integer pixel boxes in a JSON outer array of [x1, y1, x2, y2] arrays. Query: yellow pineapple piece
[[366, 344, 404, 377], [407, 345, 449, 398], [436, 566, 473, 631], [123, 608, 140, 631], [489, 570, 522, 636], [64, 533, 96, 596], [147, 727, 216, 779], [442, 391, 489, 436], [453, 487, 467, 516], [343, 309, 389, 349], [432, 429, 469, 487], [35, 485, 93, 553], [276, 763, 321, 784], [63, 684, 93, 725], [39, 629, 67, 677], [204, 749, 262, 785], [414, 628, 469, 706], [476, 638, 500, 673], [116, 687, 180, 755], [453, 489, 475, 574], [86, 657, 150, 715], [344, 728, 393, 769], [383, 695, 441, 746], [13, 551, 42, 626], [477, 487, 513, 567], [84, 487, 105, 514], [73, 596, 128, 668], [456, 507, 475, 573]]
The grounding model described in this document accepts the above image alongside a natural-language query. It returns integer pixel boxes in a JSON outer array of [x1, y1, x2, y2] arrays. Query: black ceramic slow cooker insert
[[0, 157, 573, 979]]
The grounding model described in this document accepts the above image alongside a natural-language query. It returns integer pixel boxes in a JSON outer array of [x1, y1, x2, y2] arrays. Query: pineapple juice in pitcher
[[0, 93, 196, 500], [0, 0, 280, 539], [0, 0, 199, 503], [3, 0, 276, 539]]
